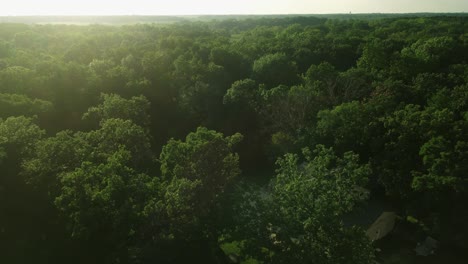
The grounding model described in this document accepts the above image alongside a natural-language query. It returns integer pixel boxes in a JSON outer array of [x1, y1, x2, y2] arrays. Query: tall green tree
[[230, 145, 374, 264]]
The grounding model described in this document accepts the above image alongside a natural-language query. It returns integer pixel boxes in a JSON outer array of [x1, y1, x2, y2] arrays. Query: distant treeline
[[1, 12, 467, 24]]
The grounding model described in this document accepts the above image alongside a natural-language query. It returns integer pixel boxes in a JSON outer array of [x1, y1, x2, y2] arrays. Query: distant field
[[0, 15, 187, 25]]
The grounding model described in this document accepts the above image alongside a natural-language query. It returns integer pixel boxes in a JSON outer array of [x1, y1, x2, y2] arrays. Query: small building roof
[[366, 211, 397, 241]]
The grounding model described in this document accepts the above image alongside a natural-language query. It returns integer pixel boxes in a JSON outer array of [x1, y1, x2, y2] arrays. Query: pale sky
[[1, 0, 467, 16]]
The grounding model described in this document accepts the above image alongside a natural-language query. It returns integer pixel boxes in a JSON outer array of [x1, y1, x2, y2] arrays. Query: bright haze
[[1, 0, 468, 15]]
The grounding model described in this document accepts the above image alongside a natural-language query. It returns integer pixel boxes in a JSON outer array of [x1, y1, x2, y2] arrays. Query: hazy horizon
[[1, 0, 468, 16]]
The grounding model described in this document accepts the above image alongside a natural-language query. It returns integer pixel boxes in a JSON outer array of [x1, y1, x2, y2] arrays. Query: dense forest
[[0, 15, 467, 263]]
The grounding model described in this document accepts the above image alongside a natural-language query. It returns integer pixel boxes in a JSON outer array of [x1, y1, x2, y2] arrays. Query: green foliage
[[223, 78, 257, 106], [210, 47, 250, 80], [316, 101, 373, 155], [23, 118, 152, 198], [305, 63, 373, 106], [83, 93, 150, 128], [161, 128, 239, 217], [401, 36, 456, 64], [86, 118, 153, 163], [22, 130, 88, 193], [142, 127, 243, 261], [0, 93, 52, 118], [158, 128, 243, 233], [0, 39, 13, 58], [274, 145, 371, 220], [0, 116, 45, 156], [55, 148, 156, 237], [379, 105, 456, 197], [252, 53, 298, 88], [230, 145, 374, 264], [55, 147, 160, 262], [0, 66, 36, 94], [413, 136, 467, 193]]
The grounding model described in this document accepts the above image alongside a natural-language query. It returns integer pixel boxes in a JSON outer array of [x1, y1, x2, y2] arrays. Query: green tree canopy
[[230, 145, 374, 264]]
